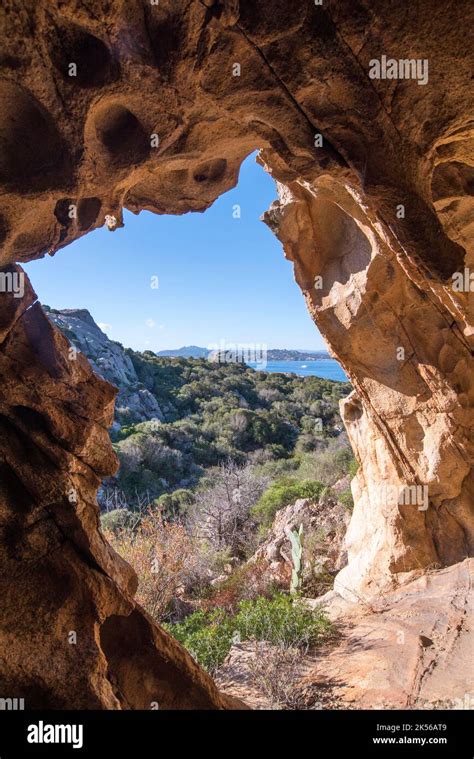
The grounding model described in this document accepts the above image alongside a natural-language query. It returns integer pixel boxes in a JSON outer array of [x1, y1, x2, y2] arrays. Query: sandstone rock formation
[[0, 0, 472, 708], [304, 559, 474, 710], [266, 176, 473, 600]]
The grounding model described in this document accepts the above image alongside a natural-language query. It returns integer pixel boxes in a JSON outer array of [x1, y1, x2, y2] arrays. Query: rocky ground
[[217, 559, 474, 710], [249, 486, 349, 592]]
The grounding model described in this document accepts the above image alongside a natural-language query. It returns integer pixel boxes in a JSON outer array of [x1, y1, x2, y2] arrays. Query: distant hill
[[156, 345, 209, 358], [266, 349, 330, 361], [156, 346, 330, 361]]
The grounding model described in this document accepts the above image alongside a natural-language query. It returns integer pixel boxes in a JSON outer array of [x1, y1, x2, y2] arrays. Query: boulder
[[249, 494, 349, 591]]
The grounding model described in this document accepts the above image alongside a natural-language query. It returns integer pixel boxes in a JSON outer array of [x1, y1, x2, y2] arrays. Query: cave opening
[[8, 149, 361, 710], [22, 146, 353, 600], [0, 0, 472, 716]]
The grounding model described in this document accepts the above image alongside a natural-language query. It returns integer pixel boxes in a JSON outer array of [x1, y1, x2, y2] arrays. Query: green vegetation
[[100, 356, 354, 697], [252, 479, 325, 531], [336, 458, 358, 513], [100, 508, 139, 533], [338, 487, 354, 513], [154, 489, 195, 519], [287, 524, 304, 594], [165, 593, 332, 673], [106, 354, 350, 507]]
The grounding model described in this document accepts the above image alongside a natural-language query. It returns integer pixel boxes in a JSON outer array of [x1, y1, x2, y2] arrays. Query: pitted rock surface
[[0, 0, 472, 708]]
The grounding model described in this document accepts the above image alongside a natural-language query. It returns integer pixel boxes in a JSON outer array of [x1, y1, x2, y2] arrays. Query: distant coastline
[[156, 345, 333, 361], [248, 359, 348, 383]]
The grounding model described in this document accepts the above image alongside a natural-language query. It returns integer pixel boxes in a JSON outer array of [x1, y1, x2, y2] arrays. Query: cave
[[0, 0, 472, 712]]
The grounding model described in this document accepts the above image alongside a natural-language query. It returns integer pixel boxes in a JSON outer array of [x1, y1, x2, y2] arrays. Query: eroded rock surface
[[0, 268, 242, 709], [267, 177, 473, 600], [303, 559, 474, 710], [0, 0, 472, 708]]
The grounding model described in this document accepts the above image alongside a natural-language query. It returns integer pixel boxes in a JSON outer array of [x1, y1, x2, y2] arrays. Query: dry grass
[[104, 509, 200, 621]]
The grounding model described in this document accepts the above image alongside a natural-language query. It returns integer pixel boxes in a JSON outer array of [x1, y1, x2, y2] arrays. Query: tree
[[189, 462, 270, 557]]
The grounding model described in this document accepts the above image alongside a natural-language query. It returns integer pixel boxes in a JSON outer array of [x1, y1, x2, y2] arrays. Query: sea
[[247, 359, 348, 382]]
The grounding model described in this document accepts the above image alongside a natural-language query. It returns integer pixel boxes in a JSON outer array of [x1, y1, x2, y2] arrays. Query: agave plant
[[286, 524, 304, 594]]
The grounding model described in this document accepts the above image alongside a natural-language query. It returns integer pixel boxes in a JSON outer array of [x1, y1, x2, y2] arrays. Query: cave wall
[[0, 0, 472, 706], [265, 177, 473, 598]]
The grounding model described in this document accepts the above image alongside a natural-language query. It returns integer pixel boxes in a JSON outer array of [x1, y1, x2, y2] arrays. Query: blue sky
[[25, 152, 327, 351]]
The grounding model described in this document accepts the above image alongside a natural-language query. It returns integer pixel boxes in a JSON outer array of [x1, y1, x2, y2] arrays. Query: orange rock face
[[0, 0, 472, 707]]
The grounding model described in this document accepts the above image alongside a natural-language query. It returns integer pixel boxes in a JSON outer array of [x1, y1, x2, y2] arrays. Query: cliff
[[44, 306, 165, 426]]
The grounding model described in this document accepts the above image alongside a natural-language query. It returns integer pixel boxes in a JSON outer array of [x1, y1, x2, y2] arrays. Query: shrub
[[155, 489, 195, 520], [246, 642, 308, 710], [104, 509, 200, 621], [100, 508, 138, 533], [302, 568, 335, 597], [188, 461, 270, 556], [201, 561, 278, 613], [348, 458, 359, 478], [167, 609, 234, 674], [337, 458, 358, 512], [166, 593, 332, 673], [338, 487, 354, 513], [232, 593, 331, 649], [296, 442, 355, 485], [252, 478, 324, 531], [105, 354, 350, 505]]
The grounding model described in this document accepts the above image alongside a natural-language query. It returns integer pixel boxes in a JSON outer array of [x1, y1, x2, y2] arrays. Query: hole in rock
[[0, 54, 24, 70], [78, 197, 102, 231], [54, 198, 74, 227], [193, 158, 227, 184], [1, 5, 472, 715], [0, 459, 37, 520], [12, 405, 50, 433], [95, 105, 150, 168], [49, 24, 115, 87], [343, 397, 363, 422], [143, 5, 183, 75], [432, 161, 474, 201], [0, 81, 67, 192], [100, 611, 216, 709], [24, 153, 352, 705], [431, 160, 474, 261]]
